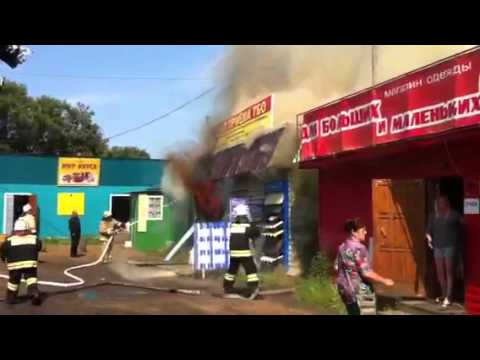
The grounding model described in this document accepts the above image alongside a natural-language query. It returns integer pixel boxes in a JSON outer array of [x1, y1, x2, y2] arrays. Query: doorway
[[3, 193, 36, 234], [110, 194, 131, 223], [426, 176, 465, 303]]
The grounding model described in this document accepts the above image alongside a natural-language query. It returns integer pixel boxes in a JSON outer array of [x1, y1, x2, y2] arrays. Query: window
[[148, 196, 163, 220]]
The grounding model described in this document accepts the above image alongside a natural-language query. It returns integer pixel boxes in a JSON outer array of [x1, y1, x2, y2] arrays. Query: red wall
[[318, 173, 372, 259], [464, 178, 480, 315]]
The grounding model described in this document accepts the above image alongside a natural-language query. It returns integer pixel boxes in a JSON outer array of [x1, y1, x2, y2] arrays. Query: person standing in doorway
[[68, 211, 81, 258], [426, 194, 464, 308], [22, 204, 36, 234], [335, 218, 394, 315]]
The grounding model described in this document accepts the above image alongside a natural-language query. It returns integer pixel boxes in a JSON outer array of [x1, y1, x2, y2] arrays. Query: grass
[[293, 253, 346, 315], [43, 236, 102, 245], [295, 277, 346, 315], [218, 256, 345, 314], [234, 266, 296, 290]]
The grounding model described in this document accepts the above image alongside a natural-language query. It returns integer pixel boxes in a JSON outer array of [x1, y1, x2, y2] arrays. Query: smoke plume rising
[[163, 45, 477, 208]]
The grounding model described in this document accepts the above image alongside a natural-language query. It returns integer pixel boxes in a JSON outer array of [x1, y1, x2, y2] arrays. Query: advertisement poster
[[215, 95, 274, 152], [58, 157, 101, 186]]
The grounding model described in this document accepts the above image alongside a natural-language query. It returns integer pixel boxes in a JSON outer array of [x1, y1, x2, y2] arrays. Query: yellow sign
[[215, 95, 274, 152], [58, 193, 85, 216], [137, 194, 149, 232], [58, 158, 101, 186]]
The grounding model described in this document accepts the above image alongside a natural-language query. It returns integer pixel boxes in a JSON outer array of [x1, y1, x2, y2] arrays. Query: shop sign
[[300, 49, 480, 161], [58, 157, 101, 186], [215, 95, 274, 152]]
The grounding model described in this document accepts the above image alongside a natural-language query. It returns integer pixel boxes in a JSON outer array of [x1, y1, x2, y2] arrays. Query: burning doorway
[[110, 195, 131, 224]]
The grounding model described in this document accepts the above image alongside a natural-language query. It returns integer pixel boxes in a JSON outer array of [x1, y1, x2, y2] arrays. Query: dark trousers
[[345, 302, 361, 315], [223, 256, 259, 294], [70, 234, 80, 257], [6, 268, 39, 303]]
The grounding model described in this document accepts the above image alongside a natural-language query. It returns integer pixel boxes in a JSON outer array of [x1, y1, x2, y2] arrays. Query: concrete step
[[397, 300, 466, 315], [361, 308, 377, 315]]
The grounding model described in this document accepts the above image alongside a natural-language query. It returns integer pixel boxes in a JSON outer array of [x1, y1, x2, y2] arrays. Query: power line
[[106, 86, 216, 141], [10, 72, 210, 81]]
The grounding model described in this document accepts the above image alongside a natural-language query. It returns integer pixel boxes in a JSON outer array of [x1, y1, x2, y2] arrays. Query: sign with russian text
[[193, 222, 230, 271], [58, 157, 101, 186], [464, 198, 480, 215], [300, 48, 480, 161], [215, 95, 274, 152]]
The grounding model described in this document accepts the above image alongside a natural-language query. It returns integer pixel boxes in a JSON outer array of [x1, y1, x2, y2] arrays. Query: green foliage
[[294, 253, 346, 314], [235, 266, 296, 290], [107, 146, 150, 159], [0, 80, 150, 159], [295, 277, 346, 314], [308, 252, 332, 279]]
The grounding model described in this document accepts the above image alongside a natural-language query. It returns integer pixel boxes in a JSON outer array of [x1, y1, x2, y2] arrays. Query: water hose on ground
[[0, 235, 294, 303], [0, 235, 202, 300], [0, 235, 116, 287]]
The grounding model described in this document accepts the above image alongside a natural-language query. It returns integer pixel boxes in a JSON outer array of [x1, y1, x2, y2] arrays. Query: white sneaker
[[442, 298, 451, 308], [435, 297, 442, 304]]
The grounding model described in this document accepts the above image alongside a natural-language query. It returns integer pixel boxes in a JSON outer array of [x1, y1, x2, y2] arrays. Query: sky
[[0, 45, 227, 158]]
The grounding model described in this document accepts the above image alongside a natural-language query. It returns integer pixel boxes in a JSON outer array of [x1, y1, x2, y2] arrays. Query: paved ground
[[0, 244, 317, 315]]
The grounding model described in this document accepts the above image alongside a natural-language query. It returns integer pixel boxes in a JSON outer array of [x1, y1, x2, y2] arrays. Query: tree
[[107, 146, 150, 159], [1, 81, 108, 156], [1, 80, 151, 159]]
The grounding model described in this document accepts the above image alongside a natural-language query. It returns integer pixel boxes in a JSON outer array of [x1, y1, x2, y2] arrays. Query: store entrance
[[426, 176, 465, 303]]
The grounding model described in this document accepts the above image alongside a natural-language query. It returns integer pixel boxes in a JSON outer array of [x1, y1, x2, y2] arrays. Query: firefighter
[[22, 203, 37, 234], [224, 204, 261, 300], [99, 211, 122, 263], [0, 218, 43, 305]]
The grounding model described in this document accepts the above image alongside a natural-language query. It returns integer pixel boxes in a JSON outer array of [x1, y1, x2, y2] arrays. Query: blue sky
[[1, 45, 227, 158]]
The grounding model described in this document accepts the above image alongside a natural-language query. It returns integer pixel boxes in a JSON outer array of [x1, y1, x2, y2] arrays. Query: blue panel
[[265, 180, 290, 269], [0, 155, 166, 187], [100, 159, 165, 186]]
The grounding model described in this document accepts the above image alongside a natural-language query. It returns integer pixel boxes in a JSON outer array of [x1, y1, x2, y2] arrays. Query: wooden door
[[28, 195, 38, 218], [372, 179, 427, 298], [28, 195, 38, 233]]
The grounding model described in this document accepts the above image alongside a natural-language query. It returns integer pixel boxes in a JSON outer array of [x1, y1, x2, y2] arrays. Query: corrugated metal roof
[[210, 128, 286, 179]]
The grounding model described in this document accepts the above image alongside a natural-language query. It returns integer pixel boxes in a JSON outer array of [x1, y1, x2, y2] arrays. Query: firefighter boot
[[6, 289, 21, 305]]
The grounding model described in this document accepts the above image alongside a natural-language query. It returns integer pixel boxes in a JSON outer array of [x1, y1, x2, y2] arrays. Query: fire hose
[[0, 235, 202, 299], [0, 234, 293, 303]]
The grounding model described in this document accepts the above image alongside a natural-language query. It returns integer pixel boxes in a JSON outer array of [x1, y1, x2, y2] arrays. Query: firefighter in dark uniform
[[224, 204, 261, 300], [0, 218, 43, 305]]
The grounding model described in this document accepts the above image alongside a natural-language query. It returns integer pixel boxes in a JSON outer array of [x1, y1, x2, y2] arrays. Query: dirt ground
[[0, 244, 318, 315]]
